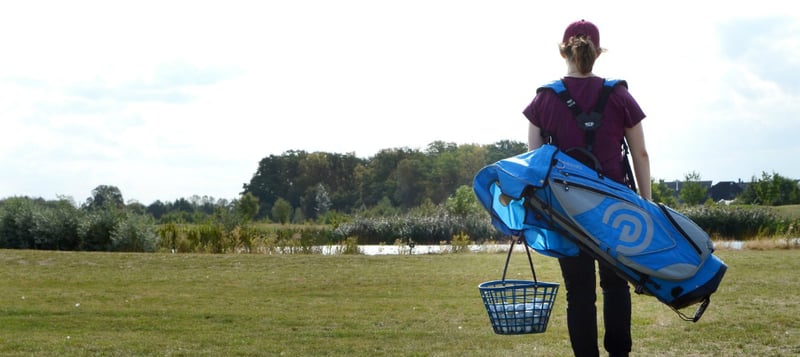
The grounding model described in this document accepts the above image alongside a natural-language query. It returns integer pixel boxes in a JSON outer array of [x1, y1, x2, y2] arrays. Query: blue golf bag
[[473, 144, 727, 322]]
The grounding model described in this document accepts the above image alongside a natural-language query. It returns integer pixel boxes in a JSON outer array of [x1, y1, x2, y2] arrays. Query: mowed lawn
[[1, 248, 798, 356]]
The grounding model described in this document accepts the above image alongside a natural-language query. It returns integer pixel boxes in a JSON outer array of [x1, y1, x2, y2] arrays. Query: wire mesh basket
[[478, 238, 559, 335]]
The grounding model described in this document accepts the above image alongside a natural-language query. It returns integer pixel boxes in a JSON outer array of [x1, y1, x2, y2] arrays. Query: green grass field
[[771, 204, 800, 220], [1, 248, 798, 356]]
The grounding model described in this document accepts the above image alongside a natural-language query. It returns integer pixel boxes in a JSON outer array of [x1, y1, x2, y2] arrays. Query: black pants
[[559, 251, 631, 357]]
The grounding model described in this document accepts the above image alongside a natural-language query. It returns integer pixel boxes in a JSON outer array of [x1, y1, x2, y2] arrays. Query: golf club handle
[[692, 298, 711, 323]]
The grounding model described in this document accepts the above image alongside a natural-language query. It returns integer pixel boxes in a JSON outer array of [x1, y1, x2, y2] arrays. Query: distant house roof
[[709, 181, 748, 201], [660, 180, 750, 202]]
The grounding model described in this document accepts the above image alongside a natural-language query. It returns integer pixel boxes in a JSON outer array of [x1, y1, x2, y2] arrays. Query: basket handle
[[501, 236, 538, 283]]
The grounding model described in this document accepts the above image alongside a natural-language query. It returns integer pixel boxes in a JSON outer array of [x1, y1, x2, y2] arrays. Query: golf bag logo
[[602, 202, 653, 255]]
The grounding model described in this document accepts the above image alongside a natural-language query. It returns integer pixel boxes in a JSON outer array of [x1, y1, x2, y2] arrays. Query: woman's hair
[[559, 36, 604, 75]]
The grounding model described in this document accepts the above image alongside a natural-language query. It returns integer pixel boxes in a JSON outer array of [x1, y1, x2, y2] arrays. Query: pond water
[[321, 240, 756, 255], [320, 244, 518, 255]]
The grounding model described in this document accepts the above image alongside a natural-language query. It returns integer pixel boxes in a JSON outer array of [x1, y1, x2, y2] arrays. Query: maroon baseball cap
[[563, 19, 600, 49]]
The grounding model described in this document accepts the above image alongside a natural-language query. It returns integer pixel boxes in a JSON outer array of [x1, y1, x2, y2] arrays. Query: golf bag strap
[[537, 79, 633, 184], [537, 79, 627, 152]]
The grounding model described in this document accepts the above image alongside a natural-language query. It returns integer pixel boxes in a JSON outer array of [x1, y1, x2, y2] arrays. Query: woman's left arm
[[528, 123, 544, 151]]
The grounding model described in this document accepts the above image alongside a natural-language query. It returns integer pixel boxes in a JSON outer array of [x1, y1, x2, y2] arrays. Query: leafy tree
[[126, 200, 147, 215], [237, 192, 260, 223], [272, 198, 292, 224], [754, 172, 779, 205], [363, 196, 399, 217], [0, 197, 82, 250], [409, 198, 439, 217], [456, 144, 489, 184], [651, 179, 677, 206], [172, 198, 194, 213], [735, 183, 758, 205], [243, 150, 306, 219], [430, 149, 463, 204], [212, 201, 240, 231], [235, 140, 537, 217], [320, 209, 349, 227], [111, 212, 160, 252], [359, 148, 415, 208], [445, 185, 480, 218], [196, 195, 218, 215], [485, 140, 528, 164], [146, 200, 168, 219], [84, 185, 124, 211], [291, 207, 306, 224], [78, 208, 122, 251], [740, 172, 800, 205], [324, 153, 363, 212], [426, 140, 459, 155], [679, 171, 708, 206], [314, 183, 331, 219], [0, 197, 37, 249], [31, 198, 82, 250], [770, 173, 799, 205], [394, 157, 428, 208], [295, 152, 330, 218]]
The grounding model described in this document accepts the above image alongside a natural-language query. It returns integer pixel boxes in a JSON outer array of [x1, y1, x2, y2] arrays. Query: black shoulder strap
[[597, 79, 637, 192], [537, 79, 635, 185], [537, 79, 627, 152]]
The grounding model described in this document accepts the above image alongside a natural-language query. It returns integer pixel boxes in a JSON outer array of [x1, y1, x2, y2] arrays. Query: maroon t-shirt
[[523, 77, 646, 183]]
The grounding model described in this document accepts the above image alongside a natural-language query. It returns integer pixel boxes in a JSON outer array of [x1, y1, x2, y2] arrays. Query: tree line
[[0, 185, 259, 251], [239, 140, 528, 223], [2, 140, 798, 251], [11, 139, 797, 226], [239, 141, 800, 224], [651, 171, 800, 207], [5, 140, 798, 227]]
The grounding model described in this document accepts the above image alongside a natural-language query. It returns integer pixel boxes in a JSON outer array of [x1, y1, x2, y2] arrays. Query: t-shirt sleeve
[[612, 85, 646, 128], [522, 98, 536, 125], [522, 91, 549, 127]]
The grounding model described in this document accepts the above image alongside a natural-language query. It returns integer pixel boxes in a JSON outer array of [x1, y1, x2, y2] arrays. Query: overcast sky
[[2, 0, 798, 205]]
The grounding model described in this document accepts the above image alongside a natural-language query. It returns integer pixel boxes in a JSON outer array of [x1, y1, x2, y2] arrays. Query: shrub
[[681, 205, 786, 240], [333, 209, 497, 245], [78, 208, 123, 251], [0, 197, 37, 249], [450, 232, 472, 253], [32, 200, 81, 250], [111, 212, 160, 252], [335, 236, 361, 255]]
